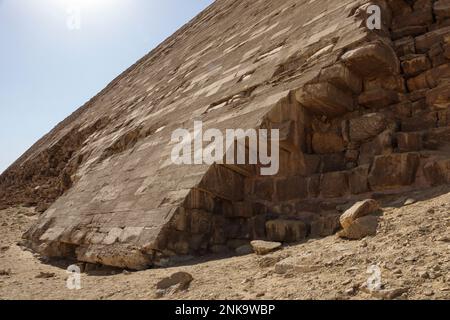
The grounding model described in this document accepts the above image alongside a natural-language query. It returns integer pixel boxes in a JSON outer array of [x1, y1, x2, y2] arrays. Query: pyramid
[[1, 0, 450, 269]]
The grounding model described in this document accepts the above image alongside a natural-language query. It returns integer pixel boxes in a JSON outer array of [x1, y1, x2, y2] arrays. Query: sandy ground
[[0, 188, 449, 300]]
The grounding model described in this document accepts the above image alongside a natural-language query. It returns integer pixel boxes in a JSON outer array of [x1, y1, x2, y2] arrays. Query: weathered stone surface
[[426, 81, 450, 110], [434, 0, 450, 19], [396, 132, 423, 152], [340, 199, 380, 229], [407, 64, 450, 91], [250, 240, 282, 256], [368, 153, 420, 190], [423, 159, 450, 186], [312, 131, 345, 154], [401, 54, 432, 77], [401, 112, 438, 132], [320, 172, 348, 198], [274, 257, 321, 274], [295, 83, 354, 118], [348, 113, 387, 142], [341, 41, 400, 78], [266, 220, 307, 243], [348, 165, 370, 194], [338, 216, 379, 240]]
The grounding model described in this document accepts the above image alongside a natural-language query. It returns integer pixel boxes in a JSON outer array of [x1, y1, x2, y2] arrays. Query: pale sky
[[0, 0, 214, 173]]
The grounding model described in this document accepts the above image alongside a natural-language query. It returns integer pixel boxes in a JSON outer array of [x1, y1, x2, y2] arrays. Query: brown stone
[[426, 82, 450, 110], [320, 172, 348, 198], [340, 199, 380, 229], [318, 63, 362, 94], [423, 159, 450, 186], [393, 37, 416, 56], [266, 220, 307, 243], [368, 153, 420, 190], [407, 64, 450, 91], [434, 0, 450, 19], [358, 89, 400, 109], [276, 176, 307, 201], [338, 215, 379, 240], [401, 54, 432, 77], [312, 131, 345, 154], [401, 112, 437, 132], [396, 132, 423, 152], [295, 82, 354, 118], [349, 113, 387, 143], [250, 240, 282, 255], [348, 165, 370, 194], [341, 42, 400, 78], [358, 130, 393, 165]]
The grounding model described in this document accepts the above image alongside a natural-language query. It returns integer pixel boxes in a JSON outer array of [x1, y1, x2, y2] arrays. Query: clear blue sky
[[0, 0, 214, 174]]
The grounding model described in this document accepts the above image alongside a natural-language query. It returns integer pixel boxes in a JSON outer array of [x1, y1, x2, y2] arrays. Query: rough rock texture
[[1, 0, 450, 269]]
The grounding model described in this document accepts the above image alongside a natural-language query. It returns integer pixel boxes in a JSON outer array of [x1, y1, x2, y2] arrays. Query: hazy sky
[[0, 0, 214, 174]]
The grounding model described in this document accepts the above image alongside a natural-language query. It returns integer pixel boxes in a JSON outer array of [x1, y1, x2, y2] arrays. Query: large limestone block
[[340, 199, 380, 229], [265, 220, 307, 243], [320, 171, 349, 198], [312, 131, 345, 154], [251, 240, 282, 255], [415, 26, 450, 53], [341, 42, 400, 79], [434, 0, 450, 18], [407, 64, 450, 91], [423, 159, 450, 186], [426, 81, 450, 110], [358, 88, 400, 108], [368, 153, 420, 190], [295, 82, 354, 118], [338, 216, 379, 240], [318, 63, 363, 94], [401, 54, 432, 77], [348, 113, 387, 143]]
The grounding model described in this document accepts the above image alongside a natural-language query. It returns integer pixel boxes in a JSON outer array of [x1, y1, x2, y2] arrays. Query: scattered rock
[[340, 199, 380, 229], [156, 272, 193, 296], [338, 216, 379, 240], [423, 289, 434, 297], [250, 240, 282, 255], [367, 287, 409, 300], [257, 254, 287, 268], [274, 257, 321, 274], [0, 269, 12, 276], [35, 272, 55, 279], [404, 198, 416, 206]]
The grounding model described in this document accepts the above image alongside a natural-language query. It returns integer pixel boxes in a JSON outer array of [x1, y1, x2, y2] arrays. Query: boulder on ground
[[250, 240, 282, 255], [338, 216, 379, 240], [340, 199, 380, 229]]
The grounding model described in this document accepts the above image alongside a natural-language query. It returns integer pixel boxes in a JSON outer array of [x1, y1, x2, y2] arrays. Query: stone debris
[[338, 200, 381, 240], [251, 241, 282, 256], [339, 200, 380, 230], [35, 272, 55, 279], [0, 269, 12, 276]]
